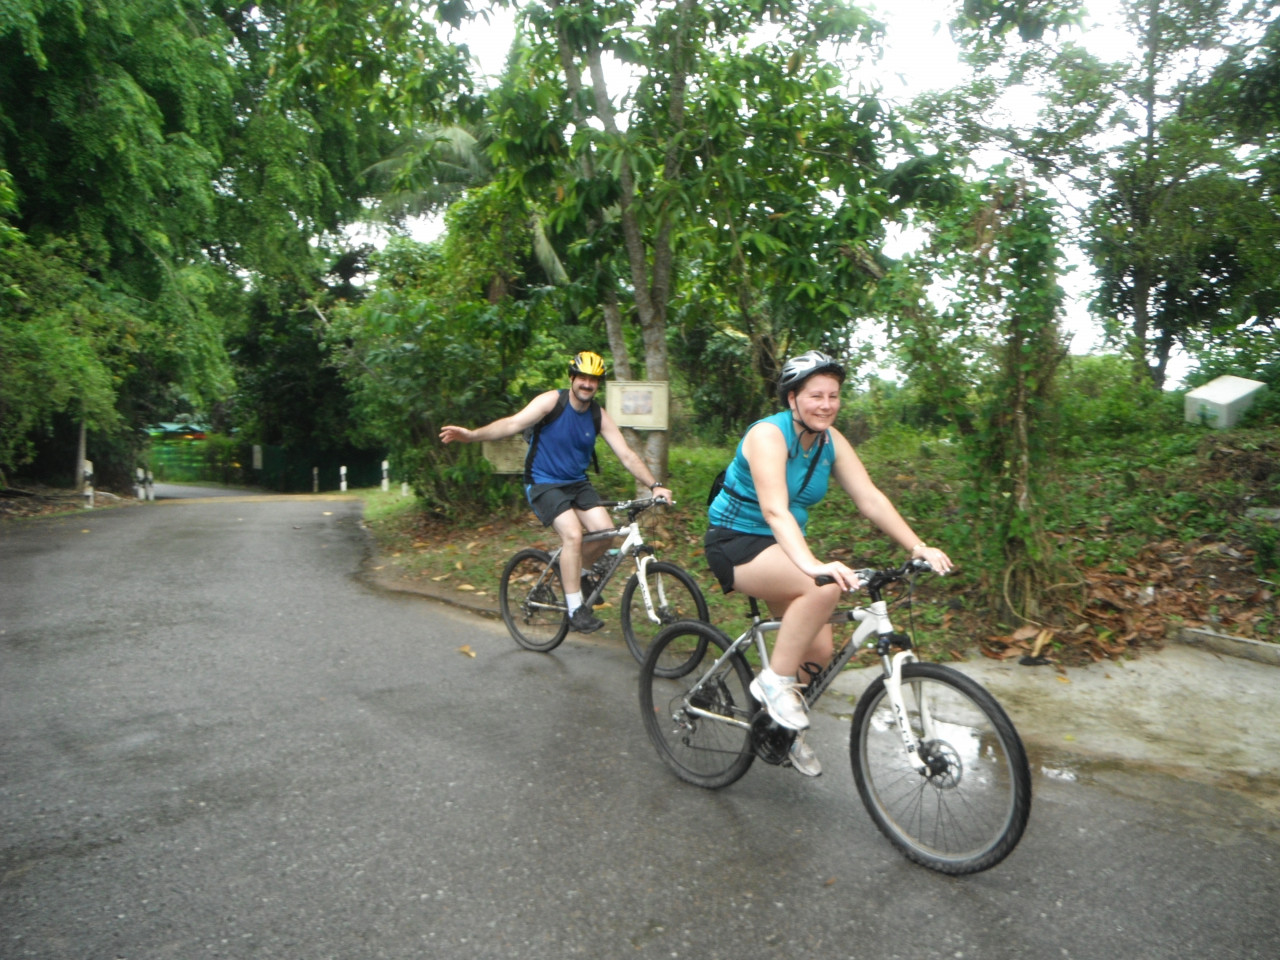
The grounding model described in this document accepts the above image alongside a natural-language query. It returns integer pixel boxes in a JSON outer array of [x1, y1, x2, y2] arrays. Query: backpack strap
[[794, 431, 827, 500], [714, 430, 827, 506]]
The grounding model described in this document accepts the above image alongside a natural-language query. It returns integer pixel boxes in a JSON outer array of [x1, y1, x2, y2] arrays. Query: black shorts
[[704, 525, 777, 594], [527, 480, 604, 526]]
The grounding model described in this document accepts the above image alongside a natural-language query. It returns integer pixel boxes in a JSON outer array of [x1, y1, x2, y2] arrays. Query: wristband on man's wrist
[[649, 480, 664, 489]]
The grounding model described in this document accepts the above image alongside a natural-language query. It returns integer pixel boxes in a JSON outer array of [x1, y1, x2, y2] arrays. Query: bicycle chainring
[[750, 710, 795, 765]]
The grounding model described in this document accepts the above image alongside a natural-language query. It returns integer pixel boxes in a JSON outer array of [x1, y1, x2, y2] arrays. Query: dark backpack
[[523, 389, 602, 484], [706, 468, 731, 507]]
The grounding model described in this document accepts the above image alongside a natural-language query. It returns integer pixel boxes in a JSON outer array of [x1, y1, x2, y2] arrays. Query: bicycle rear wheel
[[499, 548, 569, 652], [850, 662, 1031, 875], [639, 621, 756, 789], [620, 560, 709, 669]]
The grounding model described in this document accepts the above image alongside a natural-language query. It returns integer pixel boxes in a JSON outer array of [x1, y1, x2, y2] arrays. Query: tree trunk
[[584, 36, 673, 487]]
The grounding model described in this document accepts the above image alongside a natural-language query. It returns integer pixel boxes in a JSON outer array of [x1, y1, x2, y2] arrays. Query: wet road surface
[[1, 495, 1277, 959]]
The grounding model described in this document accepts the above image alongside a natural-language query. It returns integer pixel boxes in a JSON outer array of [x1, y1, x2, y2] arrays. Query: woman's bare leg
[[730, 544, 841, 677]]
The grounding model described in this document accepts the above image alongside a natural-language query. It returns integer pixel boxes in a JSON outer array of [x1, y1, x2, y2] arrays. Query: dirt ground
[[0, 483, 135, 519]]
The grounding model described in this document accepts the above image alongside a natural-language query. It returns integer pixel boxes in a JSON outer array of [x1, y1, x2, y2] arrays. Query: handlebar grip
[[815, 573, 864, 590]]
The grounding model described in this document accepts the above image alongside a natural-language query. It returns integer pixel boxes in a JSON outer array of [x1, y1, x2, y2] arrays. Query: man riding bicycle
[[440, 351, 673, 634]]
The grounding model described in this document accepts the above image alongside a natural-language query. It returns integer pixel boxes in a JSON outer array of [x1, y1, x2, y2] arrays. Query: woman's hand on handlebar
[[911, 544, 953, 576], [809, 560, 861, 592]]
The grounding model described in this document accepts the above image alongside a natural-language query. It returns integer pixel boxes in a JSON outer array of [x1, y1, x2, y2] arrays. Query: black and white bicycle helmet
[[776, 350, 846, 406]]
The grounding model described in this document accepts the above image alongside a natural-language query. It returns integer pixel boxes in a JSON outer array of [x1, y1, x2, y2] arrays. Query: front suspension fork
[[632, 553, 663, 621], [881, 649, 929, 774]]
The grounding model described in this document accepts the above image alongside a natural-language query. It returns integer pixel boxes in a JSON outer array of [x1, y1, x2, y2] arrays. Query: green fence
[[149, 440, 385, 493]]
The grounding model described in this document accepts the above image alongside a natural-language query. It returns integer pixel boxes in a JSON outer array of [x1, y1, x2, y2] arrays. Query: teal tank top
[[707, 410, 836, 536]]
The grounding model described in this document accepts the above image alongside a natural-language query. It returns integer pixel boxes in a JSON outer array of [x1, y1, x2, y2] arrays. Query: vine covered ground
[[358, 427, 1279, 666]]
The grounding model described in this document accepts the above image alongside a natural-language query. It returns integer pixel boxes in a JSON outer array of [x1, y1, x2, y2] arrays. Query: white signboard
[[606, 381, 669, 430], [482, 435, 529, 474]]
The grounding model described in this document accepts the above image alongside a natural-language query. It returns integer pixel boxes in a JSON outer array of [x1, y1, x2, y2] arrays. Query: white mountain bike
[[638, 559, 1031, 875], [499, 497, 708, 659]]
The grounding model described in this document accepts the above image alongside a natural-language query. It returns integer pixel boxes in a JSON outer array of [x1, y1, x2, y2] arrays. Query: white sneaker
[[749, 668, 810, 731], [788, 733, 822, 777]]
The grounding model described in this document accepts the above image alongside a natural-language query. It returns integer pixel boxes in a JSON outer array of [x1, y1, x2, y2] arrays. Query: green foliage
[[0, 173, 127, 481], [322, 227, 572, 513], [669, 329, 770, 441], [924, 0, 1279, 391], [840, 377, 953, 445], [0, 0, 476, 484], [1049, 354, 1171, 448], [1242, 517, 1279, 575]]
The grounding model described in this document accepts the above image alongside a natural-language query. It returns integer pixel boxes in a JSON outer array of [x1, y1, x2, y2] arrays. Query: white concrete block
[[1184, 375, 1266, 428]]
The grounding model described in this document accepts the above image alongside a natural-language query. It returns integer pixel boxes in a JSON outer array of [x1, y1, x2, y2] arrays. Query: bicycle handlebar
[[601, 496, 672, 513], [816, 558, 933, 592]]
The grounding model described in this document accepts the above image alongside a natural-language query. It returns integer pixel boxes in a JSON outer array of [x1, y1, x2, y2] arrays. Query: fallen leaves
[[979, 533, 1276, 665]]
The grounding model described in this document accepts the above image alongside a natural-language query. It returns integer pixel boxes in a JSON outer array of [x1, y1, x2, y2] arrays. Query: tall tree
[[0, 172, 121, 483], [916, 0, 1276, 388], [0, 0, 476, 483], [320, 188, 572, 509], [1189, 3, 1280, 368], [488, 0, 925, 481], [889, 165, 1073, 624]]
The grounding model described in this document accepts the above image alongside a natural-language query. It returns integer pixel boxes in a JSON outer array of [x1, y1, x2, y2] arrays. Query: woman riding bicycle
[[704, 350, 952, 777]]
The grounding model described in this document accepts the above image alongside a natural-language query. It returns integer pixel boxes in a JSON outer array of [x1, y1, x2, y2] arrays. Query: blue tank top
[[707, 410, 836, 536], [527, 399, 598, 485]]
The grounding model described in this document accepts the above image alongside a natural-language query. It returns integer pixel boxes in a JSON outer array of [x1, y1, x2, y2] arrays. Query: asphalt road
[[1, 494, 1277, 960]]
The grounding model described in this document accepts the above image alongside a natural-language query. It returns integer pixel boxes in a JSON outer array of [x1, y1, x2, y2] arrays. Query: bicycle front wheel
[[620, 560, 710, 668], [850, 662, 1031, 875], [499, 548, 569, 652], [639, 620, 756, 789]]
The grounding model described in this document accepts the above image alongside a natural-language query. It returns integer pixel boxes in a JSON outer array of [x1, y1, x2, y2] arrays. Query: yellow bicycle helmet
[[568, 351, 607, 378]]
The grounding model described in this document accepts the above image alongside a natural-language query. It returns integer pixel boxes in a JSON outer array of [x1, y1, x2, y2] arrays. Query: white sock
[[566, 591, 583, 616]]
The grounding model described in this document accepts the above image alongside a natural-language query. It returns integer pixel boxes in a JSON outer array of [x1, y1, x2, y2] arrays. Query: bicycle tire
[[620, 560, 710, 670], [850, 662, 1031, 875], [639, 620, 756, 789], [499, 548, 569, 652]]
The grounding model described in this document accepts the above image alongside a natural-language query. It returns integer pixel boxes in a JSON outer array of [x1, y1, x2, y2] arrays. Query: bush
[[1050, 354, 1172, 447]]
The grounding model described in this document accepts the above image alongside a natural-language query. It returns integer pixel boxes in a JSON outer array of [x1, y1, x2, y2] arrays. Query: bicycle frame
[[540, 499, 670, 621], [681, 580, 934, 775]]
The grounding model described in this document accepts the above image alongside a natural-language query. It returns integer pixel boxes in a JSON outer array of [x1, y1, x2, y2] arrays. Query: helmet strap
[[789, 399, 823, 438]]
